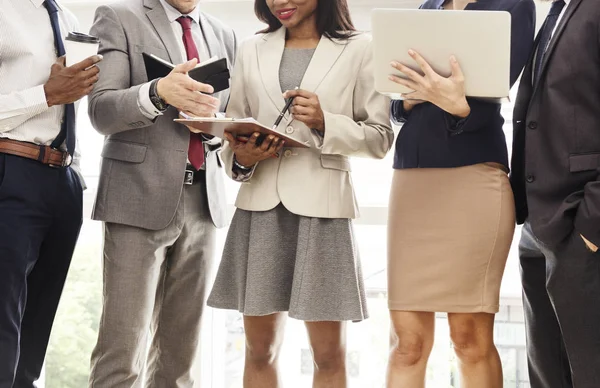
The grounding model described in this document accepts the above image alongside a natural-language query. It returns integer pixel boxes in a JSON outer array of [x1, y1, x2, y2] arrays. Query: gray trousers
[[89, 181, 216, 388], [520, 222, 600, 388]]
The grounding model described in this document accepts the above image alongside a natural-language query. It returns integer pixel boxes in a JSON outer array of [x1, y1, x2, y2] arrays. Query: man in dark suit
[[511, 0, 600, 386]]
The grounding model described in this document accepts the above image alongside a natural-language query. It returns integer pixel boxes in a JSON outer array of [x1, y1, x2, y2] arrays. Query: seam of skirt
[[481, 171, 504, 309], [290, 217, 312, 315], [242, 210, 257, 312]]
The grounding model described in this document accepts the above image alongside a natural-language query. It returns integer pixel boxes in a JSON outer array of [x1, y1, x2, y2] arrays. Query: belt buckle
[[184, 169, 194, 185], [48, 149, 73, 168]]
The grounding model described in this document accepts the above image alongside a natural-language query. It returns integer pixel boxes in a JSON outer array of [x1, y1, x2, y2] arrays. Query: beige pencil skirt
[[387, 163, 515, 314]]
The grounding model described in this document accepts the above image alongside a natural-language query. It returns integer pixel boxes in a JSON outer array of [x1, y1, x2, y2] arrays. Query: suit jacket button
[[528, 121, 538, 130], [283, 149, 292, 158], [285, 126, 294, 134], [526, 175, 535, 183]]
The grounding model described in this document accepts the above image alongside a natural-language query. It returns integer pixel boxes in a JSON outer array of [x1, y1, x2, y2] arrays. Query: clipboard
[[174, 117, 311, 148]]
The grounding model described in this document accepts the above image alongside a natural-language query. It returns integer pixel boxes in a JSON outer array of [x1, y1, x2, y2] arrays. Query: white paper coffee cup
[[65, 32, 100, 67]]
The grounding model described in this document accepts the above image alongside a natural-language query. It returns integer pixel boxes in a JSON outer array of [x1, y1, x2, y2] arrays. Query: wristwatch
[[149, 78, 168, 112]]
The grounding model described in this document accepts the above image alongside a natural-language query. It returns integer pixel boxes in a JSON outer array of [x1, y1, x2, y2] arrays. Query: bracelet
[[233, 157, 253, 171]]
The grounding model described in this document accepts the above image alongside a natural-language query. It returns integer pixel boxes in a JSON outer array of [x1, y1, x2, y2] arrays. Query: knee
[[245, 339, 280, 367], [389, 331, 428, 368], [450, 327, 493, 364], [312, 344, 346, 372]]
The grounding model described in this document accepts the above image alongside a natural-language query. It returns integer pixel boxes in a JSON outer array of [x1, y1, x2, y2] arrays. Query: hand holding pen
[[273, 86, 299, 129], [282, 88, 325, 133]]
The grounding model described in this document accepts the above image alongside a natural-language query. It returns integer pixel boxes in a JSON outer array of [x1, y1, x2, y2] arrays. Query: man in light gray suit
[[87, 0, 235, 386]]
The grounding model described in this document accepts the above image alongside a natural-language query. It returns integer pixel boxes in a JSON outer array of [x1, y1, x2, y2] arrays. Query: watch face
[[151, 95, 167, 111]]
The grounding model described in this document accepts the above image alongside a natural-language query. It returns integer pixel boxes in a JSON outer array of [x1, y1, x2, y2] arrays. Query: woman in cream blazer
[[221, 31, 390, 218], [207, 0, 392, 386]]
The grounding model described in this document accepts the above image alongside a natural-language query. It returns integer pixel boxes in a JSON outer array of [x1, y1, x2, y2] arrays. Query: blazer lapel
[[534, 0, 582, 93], [257, 28, 287, 112], [198, 12, 225, 60], [513, 30, 541, 116], [515, 59, 534, 120], [144, 0, 182, 63], [299, 35, 347, 94]]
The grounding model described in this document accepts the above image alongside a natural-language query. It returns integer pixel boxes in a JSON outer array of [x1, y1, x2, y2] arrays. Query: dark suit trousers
[[0, 154, 83, 388], [520, 221, 600, 388]]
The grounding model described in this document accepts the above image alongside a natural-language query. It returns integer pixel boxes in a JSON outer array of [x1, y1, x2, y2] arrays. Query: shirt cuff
[[28, 85, 50, 118], [231, 157, 256, 182], [445, 113, 470, 135], [390, 100, 410, 125], [137, 82, 163, 120]]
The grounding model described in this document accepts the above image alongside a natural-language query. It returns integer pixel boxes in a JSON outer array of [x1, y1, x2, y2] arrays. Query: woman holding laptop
[[385, 0, 535, 387], [207, 0, 393, 386]]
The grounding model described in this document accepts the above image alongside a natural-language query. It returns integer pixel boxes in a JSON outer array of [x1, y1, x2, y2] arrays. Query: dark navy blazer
[[391, 0, 536, 170]]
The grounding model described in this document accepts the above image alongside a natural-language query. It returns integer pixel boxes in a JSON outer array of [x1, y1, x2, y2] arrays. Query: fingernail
[[96, 54, 103, 61], [391, 61, 398, 67], [450, 55, 457, 62], [388, 75, 394, 81], [408, 49, 415, 55], [268, 135, 273, 140]]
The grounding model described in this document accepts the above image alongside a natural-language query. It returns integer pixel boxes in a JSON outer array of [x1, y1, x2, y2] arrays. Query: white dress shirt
[[0, 0, 83, 171], [137, 0, 211, 119]]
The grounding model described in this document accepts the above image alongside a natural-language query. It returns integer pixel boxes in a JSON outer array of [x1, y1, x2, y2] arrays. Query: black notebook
[[142, 52, 230, 94]]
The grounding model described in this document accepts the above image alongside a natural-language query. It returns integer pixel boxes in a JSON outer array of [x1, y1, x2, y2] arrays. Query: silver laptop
[[371, 9, 511, 100]]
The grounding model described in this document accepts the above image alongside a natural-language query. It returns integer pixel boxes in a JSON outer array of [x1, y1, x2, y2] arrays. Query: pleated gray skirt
[[207, 204, 368, 322]]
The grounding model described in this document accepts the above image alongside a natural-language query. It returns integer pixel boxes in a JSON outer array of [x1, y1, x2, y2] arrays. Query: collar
[[31, 0, 58, 9], [432, 0, 481, 9], [158, 0, 201, 24], [562, 0, 571, 5]]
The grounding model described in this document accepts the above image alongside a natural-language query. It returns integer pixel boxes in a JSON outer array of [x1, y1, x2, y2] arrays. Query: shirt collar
[[433, 0, 479, 10], [563, 0, 571, 5], [31, 0, 55, 9], [159, 0, 201, 25]]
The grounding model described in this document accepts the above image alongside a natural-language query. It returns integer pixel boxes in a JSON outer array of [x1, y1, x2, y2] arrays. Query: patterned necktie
[[43, 0, 76, 156], [176, 16, 205, 171], [534, 0, 566, 86]]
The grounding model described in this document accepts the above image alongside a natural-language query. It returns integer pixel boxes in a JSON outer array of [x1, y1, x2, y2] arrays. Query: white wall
[[64, 0, 423, 37], [64, 0, 550, 48]]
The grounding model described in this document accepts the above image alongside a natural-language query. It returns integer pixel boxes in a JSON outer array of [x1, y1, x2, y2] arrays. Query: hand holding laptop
[[389, 50, 470, 118], [371, 9, 511, 100], [157, 59, 220, 118]]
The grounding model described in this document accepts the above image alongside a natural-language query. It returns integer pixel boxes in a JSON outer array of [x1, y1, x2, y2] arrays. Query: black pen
[[272, 87, 298, 130]]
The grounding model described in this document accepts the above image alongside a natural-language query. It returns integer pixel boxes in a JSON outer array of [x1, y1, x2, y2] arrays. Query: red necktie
[[177, 16, 205, 170]]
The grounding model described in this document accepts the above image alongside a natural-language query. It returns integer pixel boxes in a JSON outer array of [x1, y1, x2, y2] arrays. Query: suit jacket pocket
[[320, 154, 351, 172], [569, 153, 600, 173], [134, 43, 169, 57], [101, 140, 147, 164]]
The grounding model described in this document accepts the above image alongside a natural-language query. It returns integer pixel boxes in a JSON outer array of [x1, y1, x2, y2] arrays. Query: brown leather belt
[[0, 138, 72, 168]]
